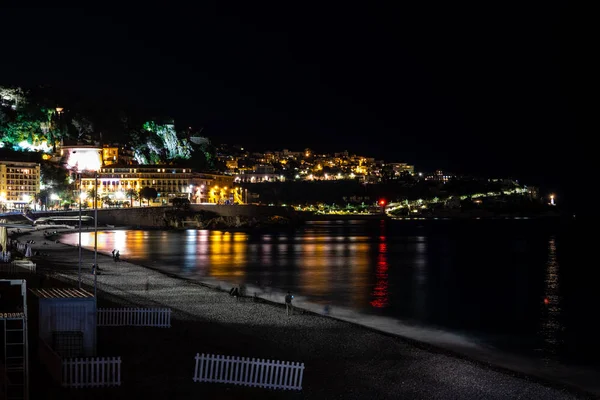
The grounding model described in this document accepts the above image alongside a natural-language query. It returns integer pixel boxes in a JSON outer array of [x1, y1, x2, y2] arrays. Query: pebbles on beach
[[19, 228, 585, 399]]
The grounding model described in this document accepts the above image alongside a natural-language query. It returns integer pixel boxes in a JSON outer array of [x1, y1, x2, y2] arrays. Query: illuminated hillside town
[[0, 85, 551, 216]]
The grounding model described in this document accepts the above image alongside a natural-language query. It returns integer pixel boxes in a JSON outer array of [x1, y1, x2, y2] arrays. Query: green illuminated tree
[[0, 86, 67, 150]]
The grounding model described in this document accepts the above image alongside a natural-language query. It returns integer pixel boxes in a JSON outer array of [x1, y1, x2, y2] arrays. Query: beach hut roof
[[30, 288, 94, 299]]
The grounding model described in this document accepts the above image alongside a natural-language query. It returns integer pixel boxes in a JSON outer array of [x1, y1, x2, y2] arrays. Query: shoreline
[[91, 251, 600, 398], [14, 227, 597, 398], [302, 213, 564, 221]]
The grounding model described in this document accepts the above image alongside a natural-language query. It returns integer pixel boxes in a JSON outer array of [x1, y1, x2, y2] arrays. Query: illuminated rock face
[[65, 147, 102, 172], [134, 122, 193, 165]]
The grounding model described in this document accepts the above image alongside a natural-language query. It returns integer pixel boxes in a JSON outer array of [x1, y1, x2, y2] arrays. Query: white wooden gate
[[193, 353, 304, 391], [97, 308, 171, 327], [62, 357, 121, 388]]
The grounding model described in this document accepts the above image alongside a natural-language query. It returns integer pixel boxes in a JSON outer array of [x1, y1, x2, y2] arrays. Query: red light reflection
[[370, 241, 389, 308]]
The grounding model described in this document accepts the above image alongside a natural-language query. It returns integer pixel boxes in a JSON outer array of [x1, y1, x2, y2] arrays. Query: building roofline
[[0, 160, 40, 166]]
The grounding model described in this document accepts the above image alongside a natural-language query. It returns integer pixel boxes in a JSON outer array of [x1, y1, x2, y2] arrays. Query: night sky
[[1, 5, 572, 201]]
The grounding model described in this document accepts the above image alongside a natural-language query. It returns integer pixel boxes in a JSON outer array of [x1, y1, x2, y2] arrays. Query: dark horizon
[[0, 5, 573, 206]]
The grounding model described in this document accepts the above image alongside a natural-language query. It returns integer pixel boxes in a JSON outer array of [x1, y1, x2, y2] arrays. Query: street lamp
[[69, 149, 102, 297], [76, 171, 83, 289], [93, 167, 99, 299]]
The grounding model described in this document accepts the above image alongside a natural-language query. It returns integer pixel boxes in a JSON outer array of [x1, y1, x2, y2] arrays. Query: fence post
[[223, 355, 228, 382], [232, 356, 239, 384], [268, 359, 274, 388], [75, 359, 80, 388], [218, 355, 224, 383], [193, 353, 200, 382]]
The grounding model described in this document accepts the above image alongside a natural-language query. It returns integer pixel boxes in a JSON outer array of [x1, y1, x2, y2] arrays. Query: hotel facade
[[79, 165, 239, 205], [0, 161, 41, 210]]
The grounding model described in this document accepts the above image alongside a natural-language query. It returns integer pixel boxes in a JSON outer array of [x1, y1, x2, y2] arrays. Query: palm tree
[[126, 188, 139, 207], [87, 188, 100, 208]]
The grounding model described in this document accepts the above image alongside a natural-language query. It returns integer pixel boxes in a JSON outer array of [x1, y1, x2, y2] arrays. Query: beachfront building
[[0, 160, 41, 210], [79, 165, 238, 206], [200, 173, 239, 204], [102, 144, 135, 166]]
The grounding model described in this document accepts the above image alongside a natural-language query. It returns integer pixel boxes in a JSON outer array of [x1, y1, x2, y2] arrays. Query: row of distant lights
[[234, 173, 359, 182]]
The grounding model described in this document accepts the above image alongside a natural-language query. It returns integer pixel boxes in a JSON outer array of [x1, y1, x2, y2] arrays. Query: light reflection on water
[[69, 220, 581, 365], [540, 236, 562, 362], [76, 226, 380, 308]]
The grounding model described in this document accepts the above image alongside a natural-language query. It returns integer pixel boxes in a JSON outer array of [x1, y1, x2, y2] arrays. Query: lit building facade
[[102, 146, 119, 166], [235, 165, 285, 183], [79, 165, 238, 205], [0, 161, 41, 209], [102, 145, 135, 166], [195, 173, 238, 204], [61, 145, 103, 172]]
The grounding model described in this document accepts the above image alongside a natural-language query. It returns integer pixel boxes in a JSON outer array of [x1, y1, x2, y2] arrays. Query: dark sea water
[[67, 218, 594, 368]]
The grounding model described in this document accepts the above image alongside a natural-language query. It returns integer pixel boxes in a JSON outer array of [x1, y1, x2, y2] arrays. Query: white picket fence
[[62, 357, 121, 388], [193, 353, 304, 391], [97, 307, 171, 327]]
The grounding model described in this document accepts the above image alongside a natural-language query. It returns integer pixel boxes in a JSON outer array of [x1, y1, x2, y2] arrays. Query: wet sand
[[13, 227, 593, 399]]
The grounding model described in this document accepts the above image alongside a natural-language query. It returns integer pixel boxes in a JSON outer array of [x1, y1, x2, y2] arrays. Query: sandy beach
[[12, 227, 593, 399]]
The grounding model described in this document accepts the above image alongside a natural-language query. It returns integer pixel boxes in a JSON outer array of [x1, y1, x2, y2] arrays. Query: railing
[[97, 308, 171, 328], [193, 353, 304, 391], [62, 357, 121, 388]]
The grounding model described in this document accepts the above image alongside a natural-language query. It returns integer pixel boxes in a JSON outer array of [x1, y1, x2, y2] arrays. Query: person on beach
[[112, 249, 116, 259], [285, 291, 294, 315], [115, 250, 120, 262]]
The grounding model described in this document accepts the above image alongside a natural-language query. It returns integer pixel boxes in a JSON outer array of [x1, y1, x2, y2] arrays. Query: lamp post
[[93, 170, 98, 298], [71, 150, 101, 295], [78, 172, 82, 289]]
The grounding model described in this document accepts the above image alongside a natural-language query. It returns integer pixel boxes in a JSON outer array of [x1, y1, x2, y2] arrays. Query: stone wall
[[189, 204, 296, 218], [29, 204, 297, 228]]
